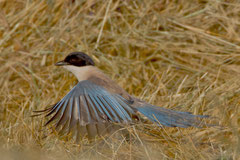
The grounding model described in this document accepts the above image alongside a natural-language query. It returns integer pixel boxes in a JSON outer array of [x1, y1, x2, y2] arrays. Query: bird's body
[[64, 65, 133, 101], [35, 52, 208, 140]]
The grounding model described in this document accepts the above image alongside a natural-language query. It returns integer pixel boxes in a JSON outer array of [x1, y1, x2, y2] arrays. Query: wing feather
[[99, 96, 121, 122], [41, 80, 135, 138], [88, 94, 107, 120], [55, 98, 72, 129], [68, 98, 77, 132], [109, 96, 132, 120], [45, 99, 69, 126], [85, 95, 102, 122], [80, 95, 91, 124], [94, 96, 114, 121], [45, 100, 64, 117], [104, 96, 129, 122]]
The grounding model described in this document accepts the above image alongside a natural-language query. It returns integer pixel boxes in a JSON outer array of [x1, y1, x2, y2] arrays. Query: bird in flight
[[34, 52, 208, 140]]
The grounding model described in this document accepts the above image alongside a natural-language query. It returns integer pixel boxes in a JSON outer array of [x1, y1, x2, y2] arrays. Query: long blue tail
[[137, 105, 208, 128]]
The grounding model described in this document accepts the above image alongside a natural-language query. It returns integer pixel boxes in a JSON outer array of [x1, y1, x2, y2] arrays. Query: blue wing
[[43, 80, 135, 137]]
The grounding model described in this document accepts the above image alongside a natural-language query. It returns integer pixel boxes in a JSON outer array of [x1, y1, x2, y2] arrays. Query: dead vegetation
[[0, 0, 240, 159]]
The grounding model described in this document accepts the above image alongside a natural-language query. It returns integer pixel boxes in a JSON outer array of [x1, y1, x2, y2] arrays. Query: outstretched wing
[[40, 80, 136, 137]]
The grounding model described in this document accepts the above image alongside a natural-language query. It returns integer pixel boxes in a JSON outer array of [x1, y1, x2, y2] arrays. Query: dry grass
[[0, 0, 240, 159]]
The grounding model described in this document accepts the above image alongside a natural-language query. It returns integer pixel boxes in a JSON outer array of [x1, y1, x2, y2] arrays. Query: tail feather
[[137, 105, 208, 128]]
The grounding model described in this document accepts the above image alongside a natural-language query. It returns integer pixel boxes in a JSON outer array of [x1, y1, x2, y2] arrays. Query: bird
[[34, 52, 208, 140]]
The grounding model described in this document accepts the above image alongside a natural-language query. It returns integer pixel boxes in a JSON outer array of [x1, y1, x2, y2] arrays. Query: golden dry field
[[0, 0, 240, 159]]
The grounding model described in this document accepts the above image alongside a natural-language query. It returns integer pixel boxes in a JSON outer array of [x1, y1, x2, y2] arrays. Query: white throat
[[63, 65, 92, 82]]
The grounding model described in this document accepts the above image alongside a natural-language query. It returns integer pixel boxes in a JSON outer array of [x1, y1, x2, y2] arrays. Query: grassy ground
[[0, 0, 240, 159]]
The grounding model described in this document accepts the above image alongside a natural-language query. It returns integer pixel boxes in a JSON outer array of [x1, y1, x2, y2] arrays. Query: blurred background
[[0, 0, 240, 159]]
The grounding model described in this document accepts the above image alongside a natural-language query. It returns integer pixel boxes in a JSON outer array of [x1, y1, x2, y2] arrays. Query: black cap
[[55, 52, 95, 67]]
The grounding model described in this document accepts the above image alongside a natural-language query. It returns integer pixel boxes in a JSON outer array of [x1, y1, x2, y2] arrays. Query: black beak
[[55, 61, 69, 66]]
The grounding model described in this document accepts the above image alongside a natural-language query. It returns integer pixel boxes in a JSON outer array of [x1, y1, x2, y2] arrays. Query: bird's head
[[55, 52, 95, 81], [55, 52, 95, 67]]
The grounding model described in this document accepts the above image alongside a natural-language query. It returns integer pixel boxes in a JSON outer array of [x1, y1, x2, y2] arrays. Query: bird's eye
[[70, 58, 78, 62]]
